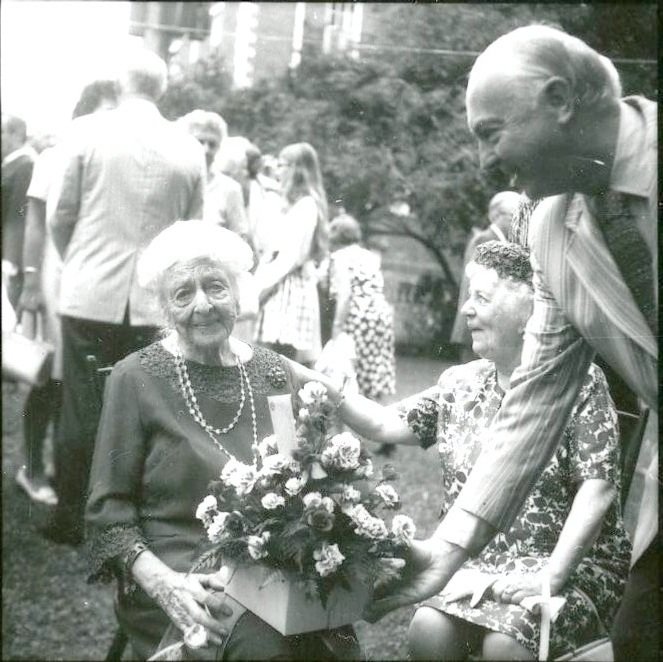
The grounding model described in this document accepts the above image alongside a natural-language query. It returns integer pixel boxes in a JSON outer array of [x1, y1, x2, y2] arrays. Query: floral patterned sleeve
[[566, 363, 621, 487], [393, 385, 440, 450]]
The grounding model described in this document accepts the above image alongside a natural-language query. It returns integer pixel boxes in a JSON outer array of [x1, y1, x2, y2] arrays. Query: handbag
[[2, 310, 54, 387]]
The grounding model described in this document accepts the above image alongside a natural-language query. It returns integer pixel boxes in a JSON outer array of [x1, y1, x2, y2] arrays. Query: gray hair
[[330, 214, 362, 248], [488, 191, 521, 225], [471, 240, 533, 287], [137, 220, 254, 292], [469, 25, 620, 112], [2, 115, 28, 142], [179, 110, 228, 142], [119, 48, 168, 101]]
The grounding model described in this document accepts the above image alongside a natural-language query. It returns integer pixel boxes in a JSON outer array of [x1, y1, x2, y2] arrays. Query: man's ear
[[539, 77, 574, 124]]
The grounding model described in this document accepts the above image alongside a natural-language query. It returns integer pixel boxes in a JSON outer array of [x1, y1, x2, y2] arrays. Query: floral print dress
[[329, 244, 395, 399], [399, 359, 631, 659]]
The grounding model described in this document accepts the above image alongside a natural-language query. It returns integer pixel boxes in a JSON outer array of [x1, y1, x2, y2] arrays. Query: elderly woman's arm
[[492, 479, 616, 603], [287, 360, 426, 446], [85, 361, 231, 644], [492, 364, 623, 603], [252, 196, 317, 297]]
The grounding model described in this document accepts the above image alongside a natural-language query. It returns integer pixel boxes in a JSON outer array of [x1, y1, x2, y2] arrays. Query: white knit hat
[[137, 220, 254, 289]]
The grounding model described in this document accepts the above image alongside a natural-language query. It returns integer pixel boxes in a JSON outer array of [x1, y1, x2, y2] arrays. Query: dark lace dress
[[85, 342, 358, 660], [398, 359, 631, 659]]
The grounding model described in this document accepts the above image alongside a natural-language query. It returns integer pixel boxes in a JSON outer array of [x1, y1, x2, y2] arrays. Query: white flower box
[[224, 563, 371, 636]]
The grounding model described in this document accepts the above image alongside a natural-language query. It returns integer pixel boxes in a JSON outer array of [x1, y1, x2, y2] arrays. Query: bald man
[[450, 190, 521, 360], [369, 24, 657, 660]]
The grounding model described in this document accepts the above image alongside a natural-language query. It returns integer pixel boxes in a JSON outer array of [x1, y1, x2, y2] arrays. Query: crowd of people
[[1, 21, 657, 662]]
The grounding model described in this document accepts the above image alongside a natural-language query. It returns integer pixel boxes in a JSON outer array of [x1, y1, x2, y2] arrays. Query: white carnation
[[346, 504, 388, 540], [391, 514, 416, 544], [221, 459, 257, 496], [340, 484, 361, 503], [260, 453, 293, 476], [298, 381, 329, 406], [302, 492, 323, 510], [247, 531, 271, 560], [375, 484, 400, 508], [321, 496, 335, 513], [320, 432, 361, 471], [261, 493, 285, 510], [195, 495, 218, 525], [207, 512, 230, 543], [285, 476, 306, 496], [313, 542, 345, 577]]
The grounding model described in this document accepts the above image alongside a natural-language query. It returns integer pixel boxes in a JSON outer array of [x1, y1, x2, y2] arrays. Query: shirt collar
[[609, 99, 653, 198], [2, 143, 37, 167]]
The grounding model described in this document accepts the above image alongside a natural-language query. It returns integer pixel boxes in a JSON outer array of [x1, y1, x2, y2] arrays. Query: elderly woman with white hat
[[85, 221, 359, 660]]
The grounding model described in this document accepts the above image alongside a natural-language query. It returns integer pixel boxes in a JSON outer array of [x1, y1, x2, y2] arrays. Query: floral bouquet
[[193, 382, 416, 634]]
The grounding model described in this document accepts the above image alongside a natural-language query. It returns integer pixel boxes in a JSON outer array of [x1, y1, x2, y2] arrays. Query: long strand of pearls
[[174, 347, 259, 466]]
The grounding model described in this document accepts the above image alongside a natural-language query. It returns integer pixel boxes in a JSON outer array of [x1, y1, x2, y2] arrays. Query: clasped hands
[[442, 569, 547, 607]]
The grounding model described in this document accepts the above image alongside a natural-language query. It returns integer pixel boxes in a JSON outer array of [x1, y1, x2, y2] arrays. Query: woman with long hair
[[253, 142, 328, 366]]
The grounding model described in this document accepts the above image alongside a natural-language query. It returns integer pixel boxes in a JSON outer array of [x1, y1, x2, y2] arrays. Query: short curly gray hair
[[471, 240, 533, 286], [178, 110, 228, 142]]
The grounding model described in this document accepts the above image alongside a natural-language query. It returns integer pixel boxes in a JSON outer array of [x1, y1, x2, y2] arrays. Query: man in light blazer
[[46, 48, 206, 546], [370, 25, 657, 660]]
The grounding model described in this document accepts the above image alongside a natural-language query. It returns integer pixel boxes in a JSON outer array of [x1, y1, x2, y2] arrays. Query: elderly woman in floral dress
[[308, 242, 630, 660], [85, 221, 359, 660]]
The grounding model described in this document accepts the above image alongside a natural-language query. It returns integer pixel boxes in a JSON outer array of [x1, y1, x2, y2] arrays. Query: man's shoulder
[[622, 95, 657, 116], [1, 151, 35, 182], [527, 195, 571, 249]]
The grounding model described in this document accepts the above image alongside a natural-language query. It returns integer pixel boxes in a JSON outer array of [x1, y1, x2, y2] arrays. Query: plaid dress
[[256, 261, 321, 354], [255, 195, 322, 357]]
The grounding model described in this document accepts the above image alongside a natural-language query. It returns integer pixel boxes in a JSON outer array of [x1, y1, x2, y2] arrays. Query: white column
[[289, 2, 306, 70], [322, 3, 334, 55], [349, 3, 363, 60], [233, 2, 259, 89], [209, 2, 225, 50]]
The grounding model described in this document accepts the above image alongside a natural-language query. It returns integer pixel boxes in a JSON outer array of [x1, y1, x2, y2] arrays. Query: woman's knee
[[408, 607, 468, 660], [482, 631, 534, 660]]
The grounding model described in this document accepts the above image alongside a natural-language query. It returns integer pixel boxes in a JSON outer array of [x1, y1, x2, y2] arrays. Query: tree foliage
[[158, 2, 657, 293]]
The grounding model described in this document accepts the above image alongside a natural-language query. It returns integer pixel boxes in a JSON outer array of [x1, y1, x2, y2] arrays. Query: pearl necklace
[[174, 347, 259, 466]]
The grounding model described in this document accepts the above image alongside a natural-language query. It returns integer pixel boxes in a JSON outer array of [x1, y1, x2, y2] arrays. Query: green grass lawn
[[2, 354, 451, 660]]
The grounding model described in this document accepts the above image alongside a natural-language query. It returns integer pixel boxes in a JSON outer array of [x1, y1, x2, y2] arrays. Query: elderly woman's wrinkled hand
[[492, 572, 547, 605], [150, 570, 233, 648], [441, 569, 497, 607]]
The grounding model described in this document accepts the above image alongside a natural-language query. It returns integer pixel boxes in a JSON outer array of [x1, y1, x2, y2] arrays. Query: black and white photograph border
[[1, 2, 657, 660]]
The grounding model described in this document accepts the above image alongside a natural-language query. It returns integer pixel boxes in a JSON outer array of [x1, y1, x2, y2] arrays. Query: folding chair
[[85, 355, 127, 662]]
